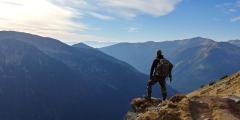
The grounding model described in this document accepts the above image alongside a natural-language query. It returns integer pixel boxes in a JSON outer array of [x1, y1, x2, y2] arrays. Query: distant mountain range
[[0, 31, 175, 120], [228, 39, 240, 47], [81, 40, 118, 48], [100, 37, 240, 93]]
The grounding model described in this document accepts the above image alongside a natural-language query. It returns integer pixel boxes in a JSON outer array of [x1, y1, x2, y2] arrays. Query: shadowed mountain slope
[[0, 39, 86, 120], [0, 31, 176, 120]]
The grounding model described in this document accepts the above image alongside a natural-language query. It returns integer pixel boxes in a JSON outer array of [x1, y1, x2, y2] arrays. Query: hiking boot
[[162, 95, 167, 101]]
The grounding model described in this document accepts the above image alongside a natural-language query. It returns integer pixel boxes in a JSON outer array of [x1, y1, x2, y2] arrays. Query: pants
[[147, 76, 167, 100]]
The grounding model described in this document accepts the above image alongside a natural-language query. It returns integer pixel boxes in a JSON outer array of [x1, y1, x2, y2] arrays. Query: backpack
[[154, 58, 171, 77]]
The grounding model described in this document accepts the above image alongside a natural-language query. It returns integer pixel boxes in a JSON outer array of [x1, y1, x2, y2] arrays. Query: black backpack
[[154, 58, 171, 77]]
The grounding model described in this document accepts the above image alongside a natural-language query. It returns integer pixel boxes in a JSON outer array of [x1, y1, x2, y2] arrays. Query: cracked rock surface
[[126, 72, 240, 120]]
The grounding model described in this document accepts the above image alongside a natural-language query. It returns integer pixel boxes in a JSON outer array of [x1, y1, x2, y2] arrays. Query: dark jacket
[[150, 55, 173, 78]]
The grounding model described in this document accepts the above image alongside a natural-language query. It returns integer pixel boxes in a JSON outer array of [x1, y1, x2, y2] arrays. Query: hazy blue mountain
[[100, 37, 240, 93], [0, 31, 176, 120], [72, 42, 177, 95], [0, 39, 85, 120], [228, 40, 240, 47], [82, 40, 118, 48]]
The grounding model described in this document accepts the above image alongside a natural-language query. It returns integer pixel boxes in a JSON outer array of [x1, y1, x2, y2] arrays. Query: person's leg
[[146, 78, 157, 99], [159, 78, 167, 100]]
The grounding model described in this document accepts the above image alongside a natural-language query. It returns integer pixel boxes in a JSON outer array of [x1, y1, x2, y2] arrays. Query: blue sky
[[0, 0, 240, 43]]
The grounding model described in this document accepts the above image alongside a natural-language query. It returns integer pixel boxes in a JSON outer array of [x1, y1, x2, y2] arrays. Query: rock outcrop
[[126, 72, 240, 120]]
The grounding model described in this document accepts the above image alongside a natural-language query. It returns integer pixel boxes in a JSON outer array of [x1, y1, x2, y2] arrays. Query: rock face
[[126, 72, 240, 120]]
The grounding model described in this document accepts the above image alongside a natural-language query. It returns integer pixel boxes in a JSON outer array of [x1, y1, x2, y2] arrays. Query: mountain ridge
[[126, 72, 240, 120], [0, 31, 145, 120], [0, 31, 176, 120], [228, 39, 240, 47], [100, 37, 240, 92]]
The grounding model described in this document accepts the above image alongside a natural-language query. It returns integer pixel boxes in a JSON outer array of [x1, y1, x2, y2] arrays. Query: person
[[145, 49, 173, 100]]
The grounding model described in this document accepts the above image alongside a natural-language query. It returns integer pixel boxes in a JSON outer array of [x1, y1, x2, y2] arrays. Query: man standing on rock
[[146, 49, 173, 100]]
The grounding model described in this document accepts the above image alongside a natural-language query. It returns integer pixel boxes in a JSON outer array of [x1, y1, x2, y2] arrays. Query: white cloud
[[50, 0, 182, 19], [229, 8, 237, 12], [0, 0, 182, 42], [0, 0, 89, 42], [216, 0, 240, 13], [127, 27, 139, 32], [231, 16, 240, 22], [88, 12, 113, 20], [99, 0, 181, 17], [216, 1, 240, 22]]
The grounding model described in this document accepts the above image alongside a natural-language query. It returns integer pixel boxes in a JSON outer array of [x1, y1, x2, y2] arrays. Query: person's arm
[[169, 61, 173, 82], [150, 59, 158, 79]]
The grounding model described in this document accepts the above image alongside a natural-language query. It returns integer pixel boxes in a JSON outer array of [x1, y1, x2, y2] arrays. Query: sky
[[0, 0, 240, 44]]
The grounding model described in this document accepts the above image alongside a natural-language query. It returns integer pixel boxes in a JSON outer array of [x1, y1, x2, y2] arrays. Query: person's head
[[156, 49, 163, 58]]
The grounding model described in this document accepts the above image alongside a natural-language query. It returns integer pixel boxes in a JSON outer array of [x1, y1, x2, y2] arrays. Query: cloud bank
[[50, 0, 181, 19], [0, 0, 181, 42]]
